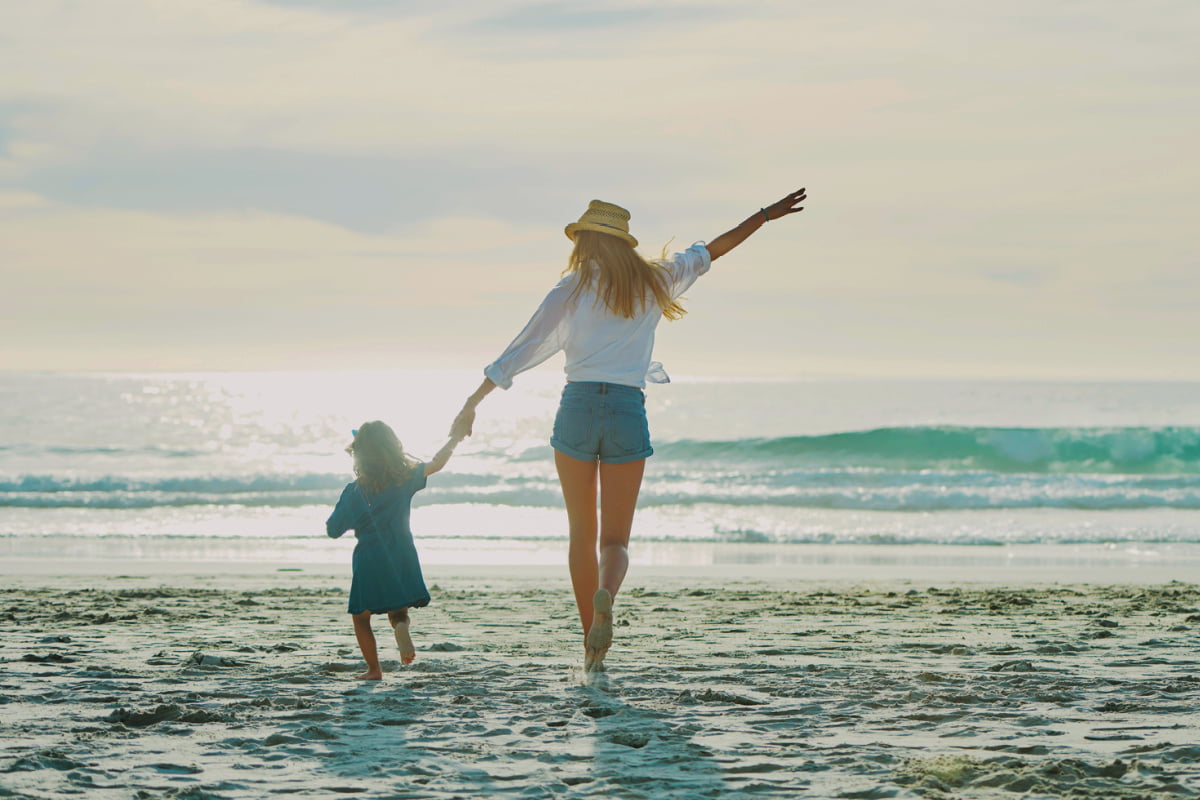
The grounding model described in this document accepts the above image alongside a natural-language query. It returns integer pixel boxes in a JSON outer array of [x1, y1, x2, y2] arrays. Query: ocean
[[3, 371, 1200, 567]]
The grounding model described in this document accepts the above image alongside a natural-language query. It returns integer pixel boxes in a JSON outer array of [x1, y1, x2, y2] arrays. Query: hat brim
[[564, 222, 638, 248]]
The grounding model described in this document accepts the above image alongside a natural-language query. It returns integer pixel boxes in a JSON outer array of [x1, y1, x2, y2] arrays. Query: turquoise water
[[2, 371, 1200, 555]]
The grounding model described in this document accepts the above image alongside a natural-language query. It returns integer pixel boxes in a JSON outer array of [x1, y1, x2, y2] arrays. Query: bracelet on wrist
[[760, 207, 770, 222]]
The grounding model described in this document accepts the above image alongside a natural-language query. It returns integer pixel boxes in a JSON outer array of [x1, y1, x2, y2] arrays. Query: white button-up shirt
[[484, 243, 711, 389]]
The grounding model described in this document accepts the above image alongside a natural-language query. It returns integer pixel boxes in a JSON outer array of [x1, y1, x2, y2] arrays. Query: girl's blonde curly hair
[[346, 421, 419, 494]]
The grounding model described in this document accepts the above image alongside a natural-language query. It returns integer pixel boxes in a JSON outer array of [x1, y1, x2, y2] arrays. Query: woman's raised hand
[[763, 188, 806, 221], [705, 186, 808, 261]]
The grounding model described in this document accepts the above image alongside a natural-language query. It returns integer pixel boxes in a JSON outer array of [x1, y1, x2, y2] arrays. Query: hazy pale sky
[[2, 1, 1197, 378]]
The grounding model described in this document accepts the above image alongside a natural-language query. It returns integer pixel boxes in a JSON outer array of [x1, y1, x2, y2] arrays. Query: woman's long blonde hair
[[565, 230, 686, 320], [346, 421, 419, 494]]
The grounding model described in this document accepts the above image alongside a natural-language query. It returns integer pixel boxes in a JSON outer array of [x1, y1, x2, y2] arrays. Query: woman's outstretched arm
[[705, 188, 806, 261], [450, 278, 572, 439]]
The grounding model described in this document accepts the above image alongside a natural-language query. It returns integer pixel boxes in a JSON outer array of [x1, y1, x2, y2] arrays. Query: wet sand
[[2, 563, 1199, 799]]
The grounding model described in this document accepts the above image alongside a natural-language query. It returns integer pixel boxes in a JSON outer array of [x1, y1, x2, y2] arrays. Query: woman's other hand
[[450, 378, 496, 439], [450, 407, 475, 439]]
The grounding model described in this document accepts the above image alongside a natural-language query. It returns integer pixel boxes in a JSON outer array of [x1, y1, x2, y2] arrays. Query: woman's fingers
[[766, 187, 806, 219]]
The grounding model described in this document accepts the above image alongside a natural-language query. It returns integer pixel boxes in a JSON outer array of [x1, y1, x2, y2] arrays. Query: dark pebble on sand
[[608, 730, 651, 748], [5, 751, 87, 772], [579, 705, 618, 719], [21, 653, 75, 663], [263, 733, 304, 746], [189, 651, 241, 667], [678, 688, 766, 706], [108, 704, 184, 727]]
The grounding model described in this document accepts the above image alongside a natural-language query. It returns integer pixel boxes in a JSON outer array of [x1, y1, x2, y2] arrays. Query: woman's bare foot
[[355, 669, 383, 681], [393, 620, 416, 665], [584, 588, 613, 673]]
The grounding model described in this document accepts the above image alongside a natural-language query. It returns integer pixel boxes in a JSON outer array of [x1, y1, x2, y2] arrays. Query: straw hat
[[564, 200, 638, 248]]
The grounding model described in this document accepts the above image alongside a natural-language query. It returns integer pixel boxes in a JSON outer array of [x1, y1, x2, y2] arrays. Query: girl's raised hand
[[764, 188, 806, 221]]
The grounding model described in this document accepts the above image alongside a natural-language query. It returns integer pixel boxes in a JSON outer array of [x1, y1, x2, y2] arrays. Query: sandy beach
[[2, 556, 1199, 799]]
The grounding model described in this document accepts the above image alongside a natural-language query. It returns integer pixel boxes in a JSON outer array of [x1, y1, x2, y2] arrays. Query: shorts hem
[[550, 439, 597, 463], [600, 447, 653, 465], [551, 440, 653, 465]]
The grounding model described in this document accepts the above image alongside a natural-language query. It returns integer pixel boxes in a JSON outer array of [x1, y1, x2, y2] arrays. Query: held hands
[[450, 406, 475, 440], [762, 188, 806, 222], [450, 378, 496, 440]]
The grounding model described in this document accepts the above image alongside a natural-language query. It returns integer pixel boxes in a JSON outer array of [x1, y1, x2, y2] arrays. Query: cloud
[[3, 194, 1193, 378], [0, 199, 571, 370], [1, 1, 1197, 376], [0, 190, 49, 210], [20, 145, 703, 234], [0, 2, 947, 164], [464, 1, 731, 34]]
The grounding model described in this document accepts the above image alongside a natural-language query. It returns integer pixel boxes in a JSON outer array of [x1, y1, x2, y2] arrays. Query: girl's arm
[[704, 188, 806, 261], [424, 434, 465, 477], [450, 378, 495, 440], [326, 484, 360, 538]]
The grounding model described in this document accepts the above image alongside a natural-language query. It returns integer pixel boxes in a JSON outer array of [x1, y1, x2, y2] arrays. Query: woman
[[451, 189, 807, 671]]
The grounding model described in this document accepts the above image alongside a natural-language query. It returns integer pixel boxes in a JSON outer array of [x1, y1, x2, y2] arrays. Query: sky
[[1, 1, 1197, 379]]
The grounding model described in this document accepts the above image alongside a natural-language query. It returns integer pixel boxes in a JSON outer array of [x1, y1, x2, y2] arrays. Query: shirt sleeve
[[326, 483, 364, 539], [484, 279, 573, 390], [662, 242, 712, 300], [409, 462, 428, 493]]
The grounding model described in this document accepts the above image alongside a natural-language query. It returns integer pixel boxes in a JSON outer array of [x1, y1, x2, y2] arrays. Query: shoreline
[[4, 537, 1200, 588]]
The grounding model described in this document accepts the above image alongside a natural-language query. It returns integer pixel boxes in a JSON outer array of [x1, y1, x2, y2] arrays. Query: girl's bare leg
[[352, 610, 382, 680], [388, 608, 415, 665]]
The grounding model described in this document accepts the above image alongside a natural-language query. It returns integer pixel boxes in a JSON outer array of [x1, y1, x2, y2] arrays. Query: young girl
[[326, 420, 462, 681]]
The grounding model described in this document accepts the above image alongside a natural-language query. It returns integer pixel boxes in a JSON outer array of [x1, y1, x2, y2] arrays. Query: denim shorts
[[550, 382, 653, 464]]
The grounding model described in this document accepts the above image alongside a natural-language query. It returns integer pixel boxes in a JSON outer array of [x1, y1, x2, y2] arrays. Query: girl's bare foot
[[584, 588, 613, 673], [355, 669, 382, 681], [393, 620, 416, 665]]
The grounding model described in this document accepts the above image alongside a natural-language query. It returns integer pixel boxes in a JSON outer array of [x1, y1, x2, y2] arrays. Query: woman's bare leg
[[584, 458, 645, 670], [597, 458, 645, 596], [556, 450, 647, 670], [555, 450, 599, 632]]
